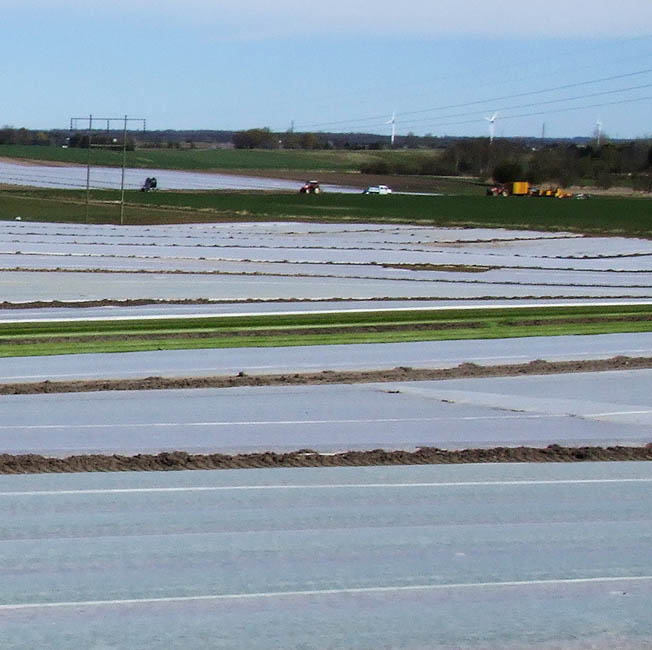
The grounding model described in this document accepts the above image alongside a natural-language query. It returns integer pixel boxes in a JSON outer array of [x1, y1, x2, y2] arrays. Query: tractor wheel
[[313, 187, 320, 194]]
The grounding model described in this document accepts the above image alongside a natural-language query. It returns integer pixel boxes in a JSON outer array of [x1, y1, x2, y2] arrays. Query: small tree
[[232, 128, 276, 149], [359, 160, 391, 174], [492, 160, 524, 184], [594, 168, 613, 190], [299, 132, 318, 150], [632, 173, 652, 192]]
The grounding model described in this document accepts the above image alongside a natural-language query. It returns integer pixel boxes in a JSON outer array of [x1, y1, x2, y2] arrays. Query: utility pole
[[120, 115, 128, 225], [86, 114, 92, 223], [70, 115, 146, 225]]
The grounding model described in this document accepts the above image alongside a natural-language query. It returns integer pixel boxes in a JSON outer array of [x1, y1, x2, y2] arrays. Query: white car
[[363, 184, 392, 195]]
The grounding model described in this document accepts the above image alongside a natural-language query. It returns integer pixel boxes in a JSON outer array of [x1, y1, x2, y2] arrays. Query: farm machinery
[[299, 180, 321, 194], [487, 181, 573, 198]]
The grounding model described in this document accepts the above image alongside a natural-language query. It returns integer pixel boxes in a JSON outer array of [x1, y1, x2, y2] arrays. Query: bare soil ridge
[[3, 355, 652, 395], [2, 445, 652, 474]]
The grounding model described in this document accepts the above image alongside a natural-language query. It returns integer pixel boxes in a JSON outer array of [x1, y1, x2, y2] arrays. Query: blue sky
[[2, 0, 651, 139]]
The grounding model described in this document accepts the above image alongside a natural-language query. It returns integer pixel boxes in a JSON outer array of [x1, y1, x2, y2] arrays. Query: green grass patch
[[0, 145, 442, 173], [2, 304, 652, 358], [2, 189, 651, 237]]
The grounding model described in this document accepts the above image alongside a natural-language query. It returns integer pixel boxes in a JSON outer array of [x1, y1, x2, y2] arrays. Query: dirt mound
[[2, 356, 652, 396], [1, 445, 651, 474]]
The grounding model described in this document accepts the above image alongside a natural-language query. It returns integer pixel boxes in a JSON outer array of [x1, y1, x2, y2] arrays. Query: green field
[[2, 145, 650, 236], [1, 188, 651, 237], [3, 305, 652, 358], [0, 145, 435, 172]]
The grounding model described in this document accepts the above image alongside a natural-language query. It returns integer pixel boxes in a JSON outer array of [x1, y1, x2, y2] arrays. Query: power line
[[397, 94, 652, 132], [271, 35, 652, 128], [395, 82, 652, 130], [400, 69, 652, 118], [296, 68, 652, 131]]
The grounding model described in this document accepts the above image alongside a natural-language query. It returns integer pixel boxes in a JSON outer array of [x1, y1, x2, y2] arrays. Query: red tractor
[[487, 181, 531, 197], [299, 180, 321, 194], [487, 183, 509, 197]]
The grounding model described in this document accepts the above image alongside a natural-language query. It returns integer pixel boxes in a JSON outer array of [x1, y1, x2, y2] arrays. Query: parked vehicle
[[141, 176, 158, 192], [363, 185, 392, 195], [299, 180, 321, 194]]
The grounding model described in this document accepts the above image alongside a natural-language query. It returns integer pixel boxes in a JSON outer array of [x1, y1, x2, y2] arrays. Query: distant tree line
[[359, 137, 652, 190], [231, 127, 421, 150], [491, 139, 652, 190], [2, 125, 651, 190], [232, 128, 335, 150], [0, 126, 51, 146], [67, 133, 135, 151]]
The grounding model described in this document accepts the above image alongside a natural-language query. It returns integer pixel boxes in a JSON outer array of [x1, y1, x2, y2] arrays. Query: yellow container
[[511, 181, 530, 195]]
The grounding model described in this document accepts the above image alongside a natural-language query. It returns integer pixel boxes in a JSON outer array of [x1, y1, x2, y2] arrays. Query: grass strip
[[0, 145, 393, 172], [1, 304, 652, 357]]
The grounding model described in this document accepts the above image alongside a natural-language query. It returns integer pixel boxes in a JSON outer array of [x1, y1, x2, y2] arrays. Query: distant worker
[[141, 176, 158, 192]]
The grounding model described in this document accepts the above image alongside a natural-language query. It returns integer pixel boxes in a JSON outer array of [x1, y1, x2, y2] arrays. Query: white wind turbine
[[596, 118, 603, 146], [485, 112, 498, 143], [387, 111, 396, 146]]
